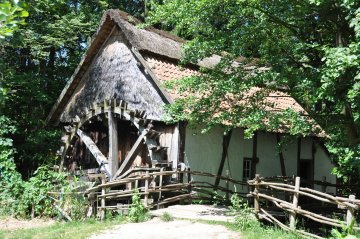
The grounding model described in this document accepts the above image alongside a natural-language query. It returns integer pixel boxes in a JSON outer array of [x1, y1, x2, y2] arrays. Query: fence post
[[100, 175, 106, 220], [290, 176, 300, 230], [187, 168, 192, 204], [346, 194, 355, 226], [144, 171, 149, 208], [254, 174, 260, 219], [157, 167, 164, 209]]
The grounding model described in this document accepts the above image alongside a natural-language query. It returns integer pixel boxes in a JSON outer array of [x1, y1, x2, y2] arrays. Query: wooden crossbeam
[[112, 130, 148, 180], [77, 129, 111, 178]]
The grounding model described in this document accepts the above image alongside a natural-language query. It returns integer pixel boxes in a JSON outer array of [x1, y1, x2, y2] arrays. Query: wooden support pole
[[108, 111, 118, 180], [215, 130, 233, 189], [144, 171, 149, 207], [187, 167, 192, 204], [226, 170, 230, 205], [276, 134, 286, 176], [254, 174, 260, 219], [100, 176, 106, 220], [321, 176, 327, 193], [290, 176, 300, 230], [347, 195, 355, 226], [251, 132, 258, 179]]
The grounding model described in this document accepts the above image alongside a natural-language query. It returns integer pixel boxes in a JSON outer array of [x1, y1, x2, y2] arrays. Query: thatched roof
[[46, 9, 324, 137], [46, 9, 223, 125]]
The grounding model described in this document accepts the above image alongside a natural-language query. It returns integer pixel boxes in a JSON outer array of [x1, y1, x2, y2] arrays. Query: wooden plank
[[108, 111, 118, 178], [214, 130, 233, 188], [276, 134, 286, 176], [297, 138, 301, 176], [112, 130, 148, 179], [251, 131, 258, 179], [76, 129, 110, 177]]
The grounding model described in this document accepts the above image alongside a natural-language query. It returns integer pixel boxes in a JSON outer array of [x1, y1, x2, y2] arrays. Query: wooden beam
[[214, 130, 233, 189], [251, 131, 258, 179], [297, 137, 301, 176], [108, 111, 118, 178], [76, 129, 111, 178], [112, 130, 147, 180], [276, 134, 286, 177]]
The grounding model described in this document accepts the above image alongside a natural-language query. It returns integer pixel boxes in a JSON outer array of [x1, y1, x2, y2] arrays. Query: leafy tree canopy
[[0, 0, 146, 178], [148, 0, 360, 179]]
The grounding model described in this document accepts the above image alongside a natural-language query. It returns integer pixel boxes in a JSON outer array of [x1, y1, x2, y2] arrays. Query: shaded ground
[[89, 218, 239, 239], [0, 217, 55, 230]]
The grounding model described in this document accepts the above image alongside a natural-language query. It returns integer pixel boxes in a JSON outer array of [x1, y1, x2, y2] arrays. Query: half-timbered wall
[[184, 127, 336, 193]]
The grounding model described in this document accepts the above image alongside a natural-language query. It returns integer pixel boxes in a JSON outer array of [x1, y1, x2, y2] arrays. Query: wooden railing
[[84, 168, 248, 219], [248, 174, 360, 239]]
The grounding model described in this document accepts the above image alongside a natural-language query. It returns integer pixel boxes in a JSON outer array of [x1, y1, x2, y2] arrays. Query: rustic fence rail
[[83, 168, 248, 219], [248, 174, 360, 239]]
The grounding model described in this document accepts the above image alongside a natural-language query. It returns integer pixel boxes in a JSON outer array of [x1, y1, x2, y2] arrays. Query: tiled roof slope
[[144, 54, 306, 114]]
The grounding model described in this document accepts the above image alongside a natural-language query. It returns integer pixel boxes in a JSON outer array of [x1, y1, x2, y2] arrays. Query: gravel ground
[[89, 218, 240, 239]]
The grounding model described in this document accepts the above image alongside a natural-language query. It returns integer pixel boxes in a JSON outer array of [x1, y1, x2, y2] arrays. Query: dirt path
[[0, 217, 55, 230], [89, 218, 240, 239]]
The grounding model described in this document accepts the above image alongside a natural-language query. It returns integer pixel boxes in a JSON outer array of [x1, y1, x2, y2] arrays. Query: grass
[[160, 212, 173, 222], [200, 219, 304, 239], [0, 217, 126, 239]]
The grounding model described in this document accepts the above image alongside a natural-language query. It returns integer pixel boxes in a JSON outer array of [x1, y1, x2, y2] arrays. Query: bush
[[128, 189, 149, 223], [229, 194, 259, 231], [160, 212, 173, 222]]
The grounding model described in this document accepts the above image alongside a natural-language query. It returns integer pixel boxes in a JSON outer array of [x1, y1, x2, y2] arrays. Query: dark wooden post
[[187, 167, 192, 204], [226, 170, 230, 205], [254, 174, 260, 219], [290, 176, 300, 230], [108, 111, 118, 179], [321, 176, 327, 193]]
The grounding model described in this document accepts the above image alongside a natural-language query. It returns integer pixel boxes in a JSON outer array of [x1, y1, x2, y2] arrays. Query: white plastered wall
[[184, 126, 335, 195], [314, 144, 336, 193]]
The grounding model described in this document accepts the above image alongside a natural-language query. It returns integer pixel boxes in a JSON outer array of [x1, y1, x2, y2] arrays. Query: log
[[289, 177, 300, 230], [108, 111, 118, 179], [254, 174, 260, 218], [77, 129, 110, 177]]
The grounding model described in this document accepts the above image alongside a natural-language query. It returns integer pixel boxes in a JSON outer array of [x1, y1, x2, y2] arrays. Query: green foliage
[[331, 220, 358, 239], [229, 194, 258, 231], [160, 212, 173, 222], [149, 0, 360, 179], [0, 0, 28, 39], [128, 189, 149, 223]]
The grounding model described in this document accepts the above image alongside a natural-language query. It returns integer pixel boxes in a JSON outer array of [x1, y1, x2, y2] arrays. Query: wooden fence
[[248, 174, 360, 239], [83, 168, 248, 219]]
